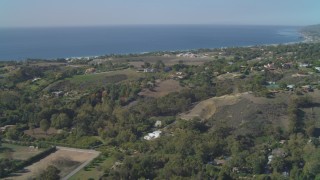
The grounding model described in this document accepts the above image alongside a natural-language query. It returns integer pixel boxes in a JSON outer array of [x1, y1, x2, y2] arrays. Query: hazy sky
[[1, 0, 319, 27]]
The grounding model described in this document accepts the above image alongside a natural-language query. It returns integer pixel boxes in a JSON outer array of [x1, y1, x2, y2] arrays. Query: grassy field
[[139, 79, 185, 98], [68, 68, 141, 84], [69, 155, 116, 180], [47, 68, 143, 91], [0, 143, 44, 160], [118, 55, 214, 66]]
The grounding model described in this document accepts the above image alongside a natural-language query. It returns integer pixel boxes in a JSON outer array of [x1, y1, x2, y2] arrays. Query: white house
[[144, 130, 162, 140], [32, 77, 41, 82]]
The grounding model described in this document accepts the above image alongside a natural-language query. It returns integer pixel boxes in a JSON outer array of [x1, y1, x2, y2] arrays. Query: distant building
[[52, 91, 64, 97], [144, 68, 156, 73], [287, 85, 295, 90], [264, 63, 275, 70], [176, 52, 197, 58], [299, 63, 311, 68], [32, 77, 41, 82]]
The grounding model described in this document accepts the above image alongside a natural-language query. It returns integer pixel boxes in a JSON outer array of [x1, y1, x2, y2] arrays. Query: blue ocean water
[[0, 25, 302, 60]]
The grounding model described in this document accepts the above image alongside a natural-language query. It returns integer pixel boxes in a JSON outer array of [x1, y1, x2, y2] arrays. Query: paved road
[[59, 147, 100, 180]]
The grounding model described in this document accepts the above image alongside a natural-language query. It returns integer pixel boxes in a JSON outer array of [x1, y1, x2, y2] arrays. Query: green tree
[[153, 60, 165, 69], [5, 127, 19, 140], [28, 122, 35, 135], [37, 165, 60, 180], [40, 119, 50, 135], [51, 113, 71, 129]]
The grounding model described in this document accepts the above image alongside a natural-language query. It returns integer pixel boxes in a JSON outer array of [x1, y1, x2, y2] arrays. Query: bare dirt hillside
[[179, 92, 303, 135], [180, 90, 320, 135], [180, 93, 243, 120], [139, 79, 184, 98]]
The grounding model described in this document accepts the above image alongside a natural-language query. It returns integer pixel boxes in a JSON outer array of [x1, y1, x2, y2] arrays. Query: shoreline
[[0, 30, 314, 62]]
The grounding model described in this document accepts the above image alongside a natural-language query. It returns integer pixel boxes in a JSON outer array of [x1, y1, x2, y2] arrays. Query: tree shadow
[[0, 147, 14, 153], [313, 128, 320, 137]]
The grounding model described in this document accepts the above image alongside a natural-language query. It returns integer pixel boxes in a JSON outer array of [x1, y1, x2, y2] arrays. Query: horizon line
[[0, 23, 311, 29]]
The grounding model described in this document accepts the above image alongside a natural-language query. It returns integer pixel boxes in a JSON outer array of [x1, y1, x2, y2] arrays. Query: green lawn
[[0, 143, 44, 160], [69, 155, 116, 180], [68, 69, 141, 84], [61, 69, 143, 90]]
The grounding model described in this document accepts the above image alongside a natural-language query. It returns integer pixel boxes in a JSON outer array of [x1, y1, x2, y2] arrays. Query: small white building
[[32, 77, 41, 82], [144, 68, 156, 73], [144, 130, 162, 140], [154, 121, 162, 128], [299, 63, 311, 68], [287, 85, 295, 90]]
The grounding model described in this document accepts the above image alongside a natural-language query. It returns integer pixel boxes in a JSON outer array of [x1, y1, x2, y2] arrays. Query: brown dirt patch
[[216, 73, 242, 81], [11, 147, 99, 180], [24, 127, 58, 139], [139, 79, 184, 98]]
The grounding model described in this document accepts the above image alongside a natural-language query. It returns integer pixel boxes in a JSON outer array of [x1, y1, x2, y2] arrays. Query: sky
[[1, 0, 319, 27]]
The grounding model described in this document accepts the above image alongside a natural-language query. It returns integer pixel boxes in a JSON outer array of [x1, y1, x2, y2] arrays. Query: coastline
[[0, 26, 311, 62], [0, 38, 308, 62]]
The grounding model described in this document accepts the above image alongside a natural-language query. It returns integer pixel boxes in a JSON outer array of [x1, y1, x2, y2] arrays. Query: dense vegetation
[[1, 42, 320, 179]]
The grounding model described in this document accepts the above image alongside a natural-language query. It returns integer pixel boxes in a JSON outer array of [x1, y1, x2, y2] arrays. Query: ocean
[[0, 25, 302, 61]]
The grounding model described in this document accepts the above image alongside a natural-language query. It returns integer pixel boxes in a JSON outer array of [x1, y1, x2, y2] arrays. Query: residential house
[[287, 85, 295, 90], [52, 91, 64, 97], [144, 130, 162, 140], [299, 63, 311, 68], [144, 68, 156, 73], [32, 77, 41, 82], [264, 63, 275, 70]]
